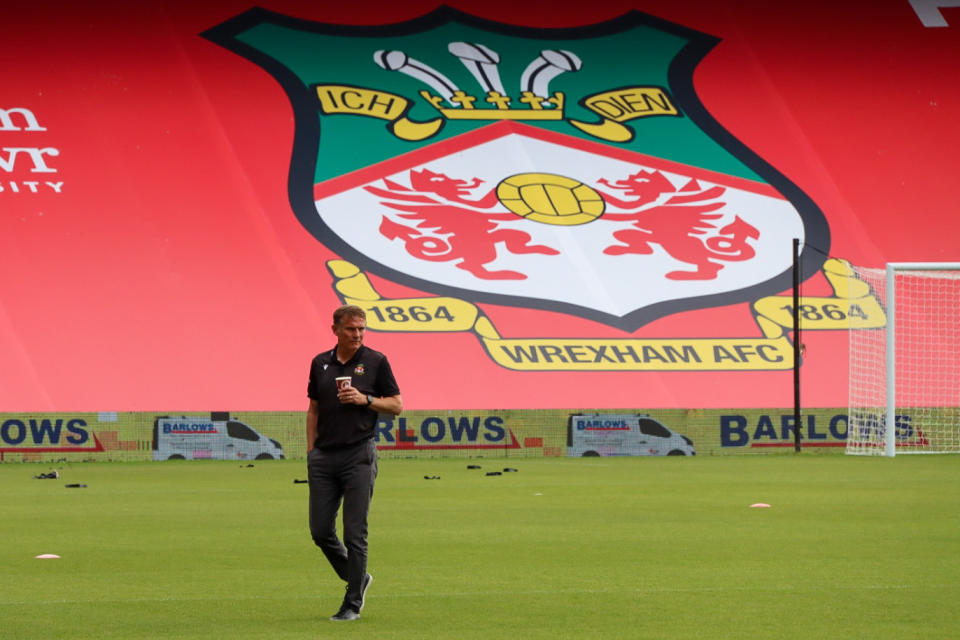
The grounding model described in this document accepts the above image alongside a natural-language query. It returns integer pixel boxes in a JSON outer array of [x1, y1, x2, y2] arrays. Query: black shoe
[[359, 573, 373, 612], [330, 606, 360, 621]]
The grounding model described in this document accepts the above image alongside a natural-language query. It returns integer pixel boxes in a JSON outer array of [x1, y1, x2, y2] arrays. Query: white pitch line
[[0, 582, 928, 607]]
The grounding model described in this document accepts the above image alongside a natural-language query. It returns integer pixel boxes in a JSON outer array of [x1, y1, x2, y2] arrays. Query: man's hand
[[337, 385, 367, 406]]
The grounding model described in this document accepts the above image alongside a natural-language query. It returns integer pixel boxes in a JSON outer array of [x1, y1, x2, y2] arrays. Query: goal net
[[847, 262, 960, 456]]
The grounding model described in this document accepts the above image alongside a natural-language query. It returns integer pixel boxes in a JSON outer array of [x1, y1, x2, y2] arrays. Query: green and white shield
[[204, 7, 829, 330]]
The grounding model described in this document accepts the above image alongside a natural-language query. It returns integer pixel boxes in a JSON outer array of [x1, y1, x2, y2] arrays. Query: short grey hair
[[333, 304, 366, 328]]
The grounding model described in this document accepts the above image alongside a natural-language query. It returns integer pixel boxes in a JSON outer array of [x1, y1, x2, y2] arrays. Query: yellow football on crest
[[496, 173, 605, 225]]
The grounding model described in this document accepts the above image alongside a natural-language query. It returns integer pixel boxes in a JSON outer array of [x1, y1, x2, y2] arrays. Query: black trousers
[[307, 438, 378, 611]]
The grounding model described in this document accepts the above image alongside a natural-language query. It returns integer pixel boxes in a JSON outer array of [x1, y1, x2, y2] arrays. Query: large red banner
[[2, 1, 958, 412]]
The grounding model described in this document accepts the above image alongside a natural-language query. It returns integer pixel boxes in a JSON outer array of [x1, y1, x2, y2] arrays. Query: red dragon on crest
[[365, 167, 759, 281], [364, 168, 559, 280], [594, 169, 759, 280]]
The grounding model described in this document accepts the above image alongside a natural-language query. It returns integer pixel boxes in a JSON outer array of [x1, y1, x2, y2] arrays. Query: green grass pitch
[[1, 455, 958, 639]]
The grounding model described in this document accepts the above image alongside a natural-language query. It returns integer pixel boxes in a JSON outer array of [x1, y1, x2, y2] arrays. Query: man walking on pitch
[[306, 304, 402, 621]]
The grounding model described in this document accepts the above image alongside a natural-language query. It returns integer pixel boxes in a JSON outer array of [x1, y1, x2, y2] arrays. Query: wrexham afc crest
[[204, 7, 829, 331]]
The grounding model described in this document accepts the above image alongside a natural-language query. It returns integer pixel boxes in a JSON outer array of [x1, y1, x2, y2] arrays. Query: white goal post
[[847, 262, 960, 456]]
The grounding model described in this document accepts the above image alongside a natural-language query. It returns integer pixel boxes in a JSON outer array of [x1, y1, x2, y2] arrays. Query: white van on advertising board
[[567, 413, 696, 457], [152, 412, 285, 461]]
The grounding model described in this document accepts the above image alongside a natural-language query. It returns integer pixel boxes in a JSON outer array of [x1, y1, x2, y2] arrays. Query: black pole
[[793, 238, 802, 453]]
